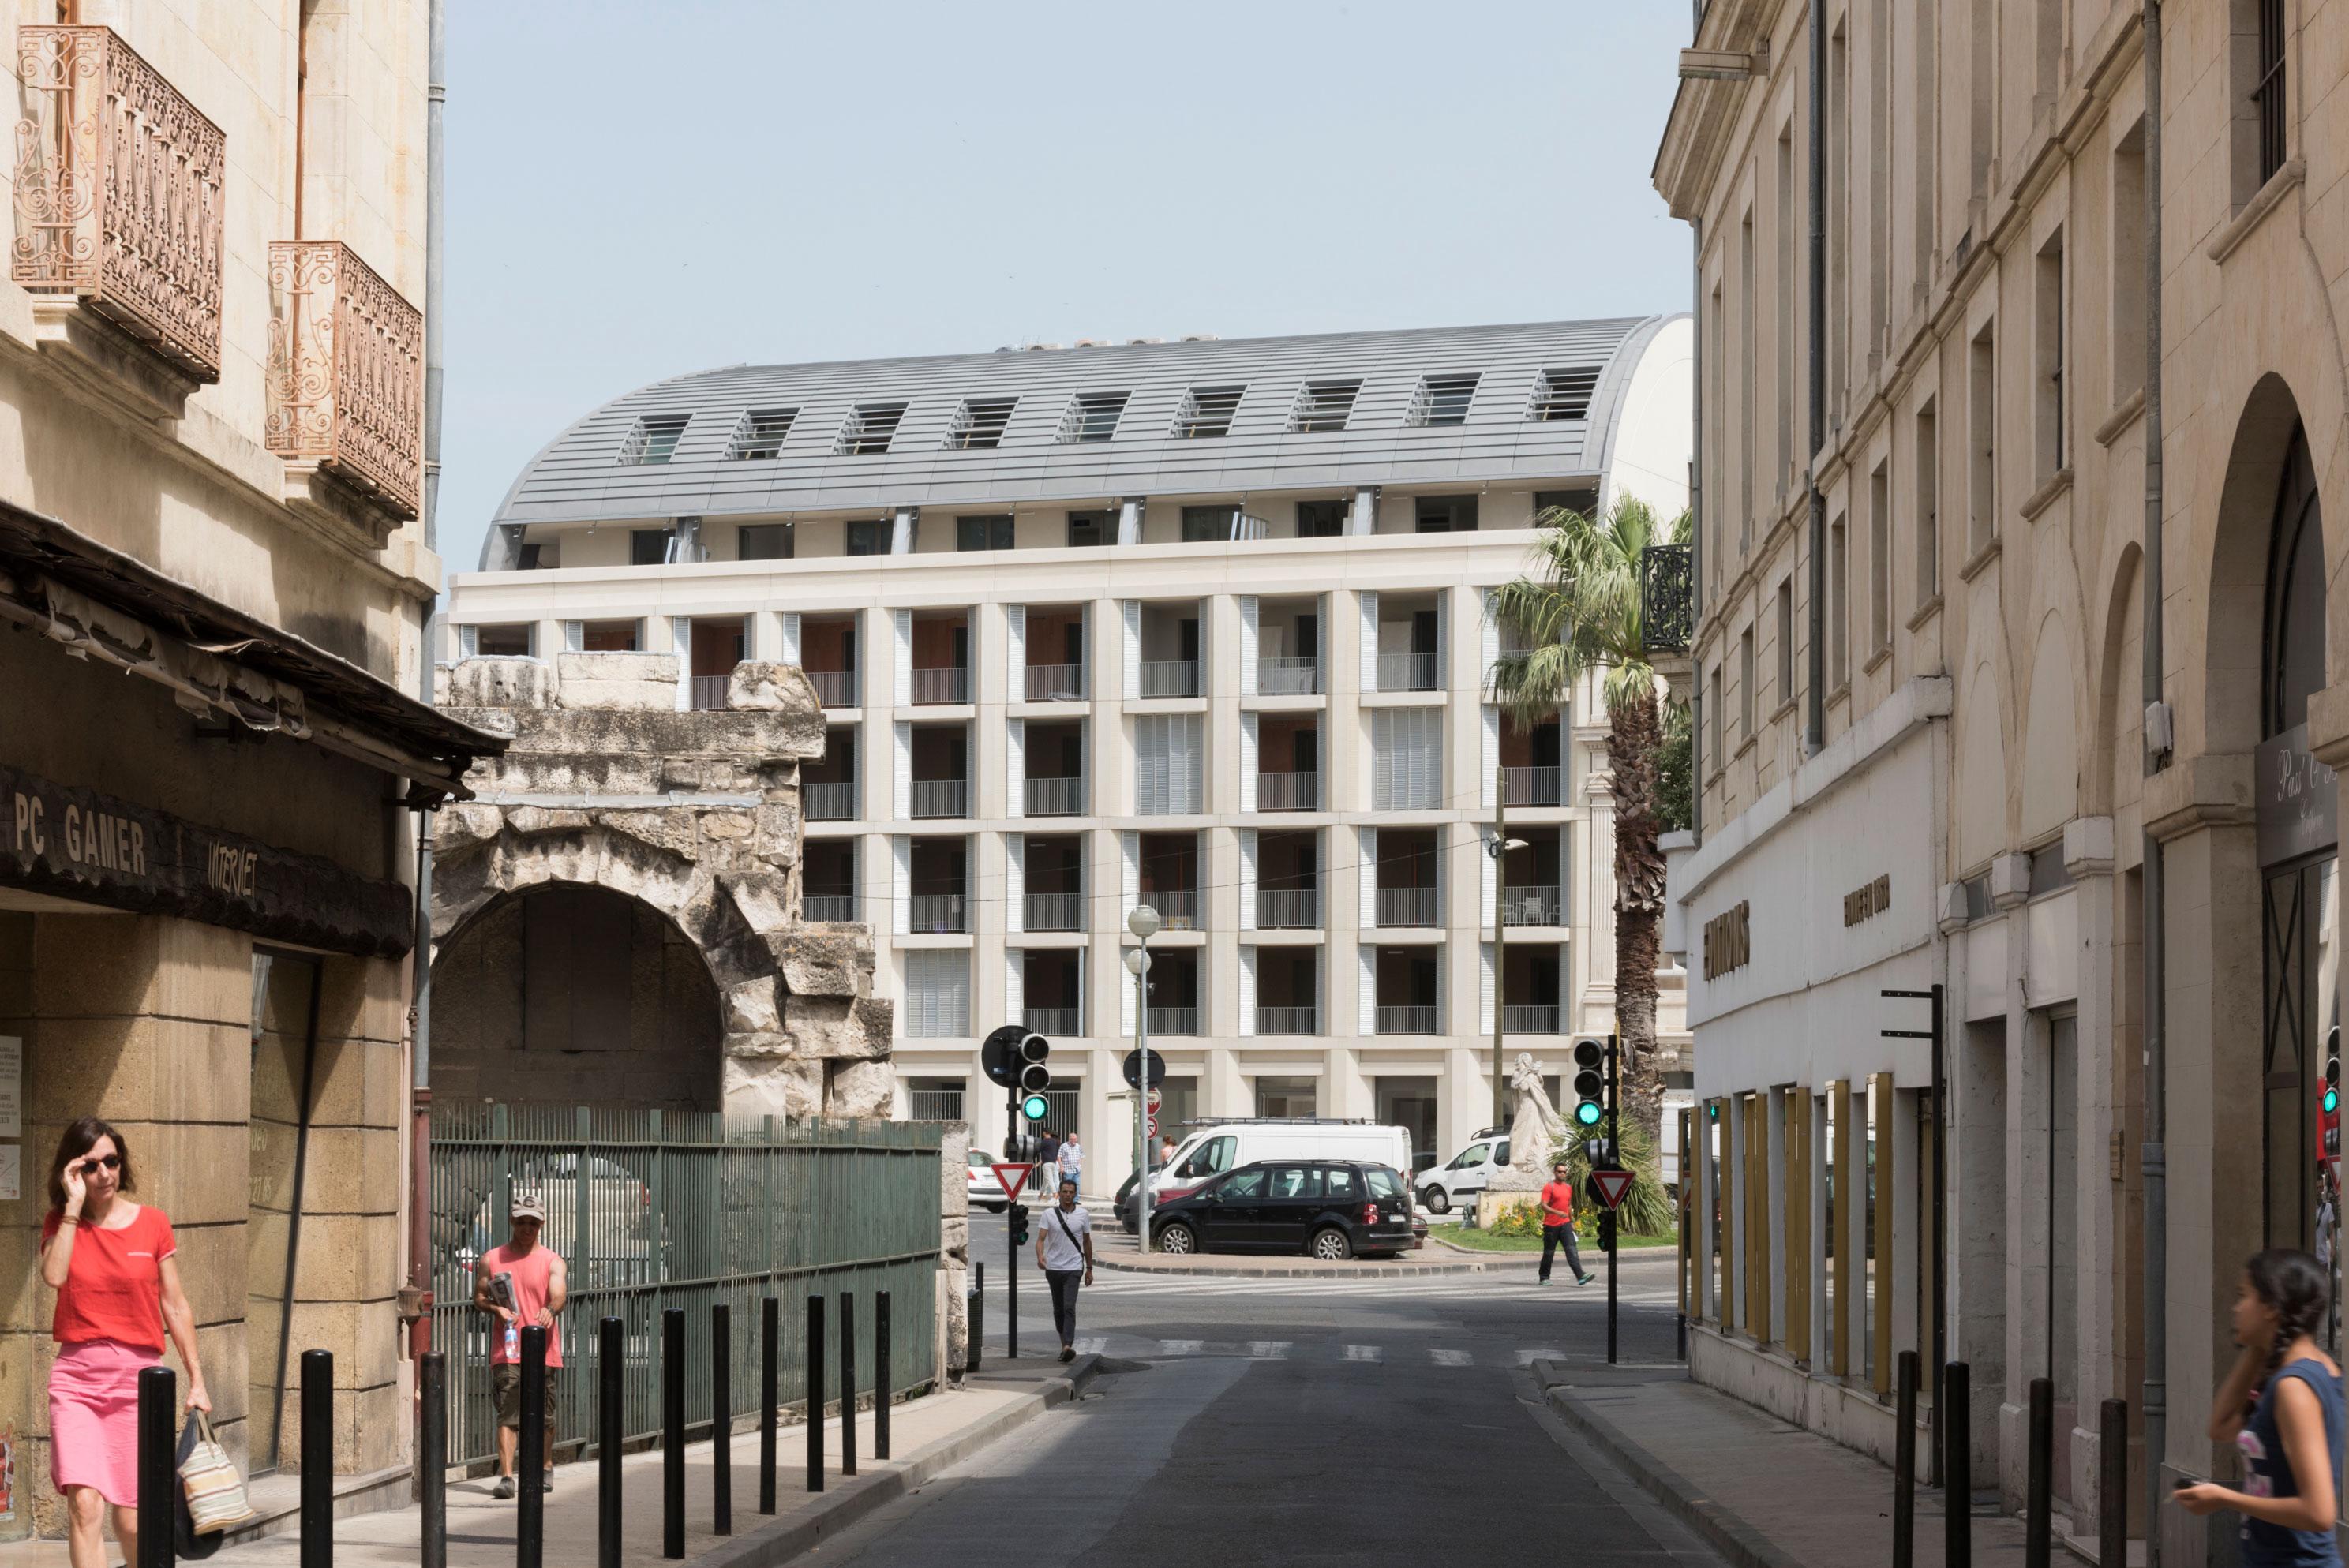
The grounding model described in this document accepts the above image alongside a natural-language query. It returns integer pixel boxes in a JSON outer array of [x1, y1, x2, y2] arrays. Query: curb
[[687, 1356, 1103, 1566], [1426, 1234, 1542, 1263], [1535, 1367, 1807, 1568], [1093, 1254, 1489, 1278]]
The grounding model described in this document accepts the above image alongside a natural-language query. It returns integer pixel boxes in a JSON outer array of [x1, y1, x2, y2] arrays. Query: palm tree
[[1489, 495, 1691, 1147]]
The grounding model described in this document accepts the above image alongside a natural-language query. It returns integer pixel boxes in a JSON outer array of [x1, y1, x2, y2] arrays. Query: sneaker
[[1538, 1277, 1553, 1286], [491, 1476, 516, 1501], [541, 1473, 554, 1495], [1575, 1273, 1594, 1286], [1059, 1345, 1075, 1364]]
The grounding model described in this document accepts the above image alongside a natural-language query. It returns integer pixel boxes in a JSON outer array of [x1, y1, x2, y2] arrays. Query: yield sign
[[1590, 1169, 1638, 1212], [992, 1162, 1038, 1204]]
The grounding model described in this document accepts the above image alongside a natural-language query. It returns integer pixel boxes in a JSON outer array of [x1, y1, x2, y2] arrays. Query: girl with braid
[[2175, 1248, 2344, 1566]]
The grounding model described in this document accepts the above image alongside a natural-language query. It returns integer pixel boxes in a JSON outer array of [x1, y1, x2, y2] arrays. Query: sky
[[437, 2, 1695, 576]]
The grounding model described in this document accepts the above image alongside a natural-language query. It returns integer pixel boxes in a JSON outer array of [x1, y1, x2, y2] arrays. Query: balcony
[[1257, 657, 1321, 696], [1025, 777, 1085, 817], [1025, 664, 1087, 702], [804, 895, 857, 923], [1376, 887, 1440, 928], [1640, 542, 1695, 655], [910, 780, 968, 819], [266, 240, 425, 530], [1503, 766, 1562, 806], [1256, 888, 1320, 930], [1375, 1005, 1439, 1035], [1377, 652, 1440, 693], [1024, 893, 1083, 932], [1145, 1007, 1200, 1036], [687, 675, 733, 710], [804, 783, 856, 821], [1022, 1007, 1081, 1036], [1257, 772, 1320, 812], [1144, 889, 1201, 931], [1140, 660, 1201, 698], [1503, 1004, 1562, 1035], [907, 1087, 964, 1121], [14, 26, 224, 381], [908, 894, 966, 934], [1255, 1005, 1319, 1037], [911, 667, 970, 705], [1500, 886, 1563, 927], [807, 669, 858, 709]]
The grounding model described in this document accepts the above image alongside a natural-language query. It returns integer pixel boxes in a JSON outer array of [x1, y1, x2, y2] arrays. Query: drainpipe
[[2139, 0, 2169, 1559], [1691, 214, 1704, 846], [1804, 0, 1826, 758]]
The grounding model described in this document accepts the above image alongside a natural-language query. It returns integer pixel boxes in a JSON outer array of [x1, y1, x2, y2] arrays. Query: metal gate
[[430, 1106, 942, 1470]]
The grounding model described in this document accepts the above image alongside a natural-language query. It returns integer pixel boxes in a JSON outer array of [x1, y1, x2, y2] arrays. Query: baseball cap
[[511, 1192, 548, 1222]]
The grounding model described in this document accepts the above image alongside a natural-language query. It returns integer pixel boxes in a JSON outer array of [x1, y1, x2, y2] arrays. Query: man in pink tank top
[[472, 1192, 568, 1499]]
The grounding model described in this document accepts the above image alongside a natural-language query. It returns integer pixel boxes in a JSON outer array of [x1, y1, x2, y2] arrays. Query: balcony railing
[[1024, 893, 1083, 932], [806, 669, 857, 709], [1139, 659, 1201, 698], [1376, 886, 1440, 927], [14, 26, 225, 380], [266, 240, 425, 519], [1503, 1004, 1563, 1035], [910, 666, 969, 705], [803, 894, 857, 923], [1145, 1007, 1200, 1036], [1377, 651, 1440, 692], [1024, 776, 1085, 817], [1375, 1005, 1439, 1035], [1256, 888, 1320, 930], [907, 1087, 964, 1121], [1143, 890, 1201, 930], [1500, 886, 1563, 927], [687, 674, 732, 710], [1257, 656, 1321, 696], [1255, 1005, 1319, 1036], [907, 894, 966, 934], [909, 780, 968, 819], [1022, 1008, 1081, 1037], [1640, 542, 1695, 655], [803, 782, 856, 821], [1503, 765, 1561, 806], [1256, 771, 1319, 811], [1025, 664, 1086, 702]]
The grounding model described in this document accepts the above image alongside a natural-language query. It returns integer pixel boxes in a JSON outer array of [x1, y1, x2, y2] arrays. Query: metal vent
[[1407, 372, 1480, 428], [725, 407, 797, 460], [1174, 384, 1245, 439], [1059, 391, 1130, 443], [1530, 366, 1601, 421], [945, 396, 1018, 450], [836, 402, 909, 455], [1290, 380, 1362, 433], [619, 414, 690, 465]]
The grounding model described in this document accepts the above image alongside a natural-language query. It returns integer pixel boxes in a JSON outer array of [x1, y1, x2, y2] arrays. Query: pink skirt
[[50, 1340, 160, 1506]]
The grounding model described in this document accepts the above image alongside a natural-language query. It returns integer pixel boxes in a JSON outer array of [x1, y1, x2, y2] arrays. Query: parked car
[[1149, 1159, 1416, 1260], [1151, 1121, 1415, 1199], [1113, 1158, 1166, 1233], [967, 1150, 1009, 1213], [1415, 1137, 1514, 1215]]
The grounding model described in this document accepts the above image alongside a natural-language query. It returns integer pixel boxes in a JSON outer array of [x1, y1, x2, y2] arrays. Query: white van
[[1150, 1121, 1415, 1196]]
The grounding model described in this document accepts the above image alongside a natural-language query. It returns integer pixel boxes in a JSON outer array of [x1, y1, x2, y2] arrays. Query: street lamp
[[1127, 904, 1160, 1252], [1486, 768, 1530, 1138]]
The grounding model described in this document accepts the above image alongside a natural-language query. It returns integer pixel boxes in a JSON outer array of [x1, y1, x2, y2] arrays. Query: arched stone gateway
[[429, 653, 894, 1117]]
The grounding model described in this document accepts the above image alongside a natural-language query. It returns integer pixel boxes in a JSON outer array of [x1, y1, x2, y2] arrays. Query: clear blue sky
[[438, 2, 1694, 574]]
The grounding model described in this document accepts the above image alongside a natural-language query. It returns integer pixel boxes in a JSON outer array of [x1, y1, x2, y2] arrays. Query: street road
[[805, 1211, 1720, 1566]]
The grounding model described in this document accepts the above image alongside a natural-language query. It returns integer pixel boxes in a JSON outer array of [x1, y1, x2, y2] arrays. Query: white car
[[1152, 1121, 1416, 1199], [966, 1150, 1010, 1213], [1414, 1136, 1515, 1214]]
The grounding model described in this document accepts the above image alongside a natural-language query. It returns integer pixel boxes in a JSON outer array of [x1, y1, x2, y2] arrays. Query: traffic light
[[1571, 1038, 1606, 1128], [1007, 1203, 1030, 1247], [1021, 1092, 1050, 1122], [1017, 1032, 1051, 1103], [2327, 1039, 2340, 1117]]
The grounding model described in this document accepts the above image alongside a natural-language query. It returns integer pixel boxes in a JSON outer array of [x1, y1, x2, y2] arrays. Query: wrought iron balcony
[[1257, 771, 1320, 811], [13, 26, 224, 380], [1641, 542, 1695, 655], [803, 894, 857, 923], [907, 893, 966, 934], [1025, 663, 1086, 702], [803, 782, 856, 821], [1256, 888, 1320, 930], [909, 780, 968, 818], [1503, 765, 1561, 806], [1376, 886, 1440, 928], [1140, 659, 1201, 698], [266, 240, 425, 520], [1257, 657, 1321, 696], [1023, 893, 1083, 932], [1500, 885, 1563, 927], [910, 666, 969, 705], [806, 669, 857, 709], [1024, 776, 1085, 817], [907, 1087, 963, 1121], [1255, 1005, 1320, 1037]]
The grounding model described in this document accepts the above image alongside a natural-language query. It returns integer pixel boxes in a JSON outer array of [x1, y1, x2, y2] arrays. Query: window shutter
[[1121, 831, 1140, 922], [1358, 946, 1377, 1037], [1481, 833, 1497, 922], [1480, 941, 1495, 1029], [1238, 829, 1258, 931], [905, 951, 970, 1038], [1005, 604, 1026, 704], [1481, 705, 1500, 808], [893, 722, 912, 819], [1007, 719, 1026, 819], [1238, 949, 1257, 1038], [1238, 597, 1260, 695], [1005, 834, 1026, 933], [778, 612, 801, 666], [1122, 601, 1142, 697], [892, 609, 912, 705], [1358, 828, 1378, 928], [1372, 709, 1443, 810], [1004, 949, 1023, 1023], [1239, 713, 1259, 814], [1357, 591, 1378, 692], [890, 836, 911, 935]]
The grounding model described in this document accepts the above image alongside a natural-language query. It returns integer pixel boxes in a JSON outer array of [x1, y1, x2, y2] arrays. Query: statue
[[1504, 1052, 1565, 1179]]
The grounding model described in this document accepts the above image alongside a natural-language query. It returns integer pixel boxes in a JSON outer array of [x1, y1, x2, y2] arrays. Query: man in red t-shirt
[[473, 1193, 568, 1499], [1538, 1162, 1594, 1286]]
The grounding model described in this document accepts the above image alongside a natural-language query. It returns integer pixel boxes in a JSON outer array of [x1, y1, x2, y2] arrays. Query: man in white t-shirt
[[1034, 1176, 1093, 1362]]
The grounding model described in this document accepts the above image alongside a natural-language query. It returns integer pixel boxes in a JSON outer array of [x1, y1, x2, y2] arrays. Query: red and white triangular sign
[[992, 1162, 1037, 1204], [1590, 1169, 1637, 1211]]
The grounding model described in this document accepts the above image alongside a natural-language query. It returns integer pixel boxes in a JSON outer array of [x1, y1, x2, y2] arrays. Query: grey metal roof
[[489, 316, 1672, 545]]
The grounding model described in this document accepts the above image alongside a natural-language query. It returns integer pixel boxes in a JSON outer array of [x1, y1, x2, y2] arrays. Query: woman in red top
[[39, 1117, 210, 1568]]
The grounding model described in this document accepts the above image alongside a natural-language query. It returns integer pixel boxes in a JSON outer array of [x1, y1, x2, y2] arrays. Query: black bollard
[[807, 1294, 826, 1495], [759, 1297, 779, 1516], [711, 1303, 732, 1536], [420, 1350, 448, 1568], [1892, 1350, 1916, 1568], [137, 1364, 174, 1568], [875, 1291, 892, 1461], [301, 1349, 333, 1568], [1943, 1362, 1971, 1568], [518, 1326, 547, 1568], [598, 1317, 623, 1568], [838, 1292, 857, 1477], [1677, 1311, 1687, 1363], [2098, 1398, 2128, 1566], [969, 1261, 984, 1375], [661, 1308, 685, 1559], [2025, 1377, 2052, 1568]]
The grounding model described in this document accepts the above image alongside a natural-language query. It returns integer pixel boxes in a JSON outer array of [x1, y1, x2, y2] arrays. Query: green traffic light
[[2328, 1087, 2340, 1115], [1574, 1100, 1604, 1127], [1021, 1093, 1050, 1121]]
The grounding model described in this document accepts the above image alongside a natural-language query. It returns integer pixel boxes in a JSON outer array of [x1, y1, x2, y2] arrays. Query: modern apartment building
[[444, 318, 1692, 1195]]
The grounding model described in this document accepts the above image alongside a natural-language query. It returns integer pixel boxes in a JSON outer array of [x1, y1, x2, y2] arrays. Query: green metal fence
[[430, 1105, 942, 1471]]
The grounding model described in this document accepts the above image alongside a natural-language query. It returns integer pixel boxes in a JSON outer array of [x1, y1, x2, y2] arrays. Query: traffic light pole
[[1606, 1030, 1620, 1366], [1006, 1083, 1020, 1360]]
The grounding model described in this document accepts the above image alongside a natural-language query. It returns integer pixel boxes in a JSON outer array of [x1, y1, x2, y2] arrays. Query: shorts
[[491, 1364, 559, 1431]]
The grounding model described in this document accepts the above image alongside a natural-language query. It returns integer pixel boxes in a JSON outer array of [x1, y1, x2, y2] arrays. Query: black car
[[1148, 1159, 1416, 1260]]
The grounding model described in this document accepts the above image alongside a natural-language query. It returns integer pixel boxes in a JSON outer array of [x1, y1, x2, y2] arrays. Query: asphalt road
[[803, 1211, 1720, 1566]]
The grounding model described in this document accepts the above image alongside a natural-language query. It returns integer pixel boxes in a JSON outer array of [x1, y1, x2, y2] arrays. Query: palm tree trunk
[[1609, 684, 1668, 1150]]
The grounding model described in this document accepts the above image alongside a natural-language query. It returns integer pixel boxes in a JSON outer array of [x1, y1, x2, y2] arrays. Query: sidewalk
[[1531, 1360, 2041, 1568], [0, 1357, 1099, 1568]]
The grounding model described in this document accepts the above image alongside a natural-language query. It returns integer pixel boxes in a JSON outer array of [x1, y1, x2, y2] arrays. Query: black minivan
[[1148, 1159, 1415, 1260]]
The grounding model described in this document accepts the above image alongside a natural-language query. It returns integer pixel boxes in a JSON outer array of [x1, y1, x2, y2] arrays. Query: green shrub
[[1553, 1117, 1677, 1237]]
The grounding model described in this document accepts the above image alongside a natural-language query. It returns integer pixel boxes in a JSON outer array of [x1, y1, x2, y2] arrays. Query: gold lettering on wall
[[1843, 874, 1891, 927], [1703, 900, 1751, 980]]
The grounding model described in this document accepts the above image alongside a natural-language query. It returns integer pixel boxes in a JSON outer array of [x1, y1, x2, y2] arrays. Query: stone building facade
[[1658, 0, 2349, 1559]]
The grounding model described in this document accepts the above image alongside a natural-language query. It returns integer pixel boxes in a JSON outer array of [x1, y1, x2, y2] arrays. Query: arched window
[[2265, 428, 2325, 739]]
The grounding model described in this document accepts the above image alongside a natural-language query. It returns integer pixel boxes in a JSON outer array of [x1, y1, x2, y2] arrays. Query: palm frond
[[1488, 493, 1679, 724]]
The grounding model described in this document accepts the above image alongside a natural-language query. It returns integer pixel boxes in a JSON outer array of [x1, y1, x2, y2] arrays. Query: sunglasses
[[77, 1155, 122, 1177]]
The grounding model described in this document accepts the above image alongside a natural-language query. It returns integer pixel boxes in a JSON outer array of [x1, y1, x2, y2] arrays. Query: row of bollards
[[1890, 1358, 2132, 1567]]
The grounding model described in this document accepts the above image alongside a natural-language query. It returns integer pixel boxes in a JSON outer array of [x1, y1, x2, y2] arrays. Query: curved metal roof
[[487, 316, 1673, 558]]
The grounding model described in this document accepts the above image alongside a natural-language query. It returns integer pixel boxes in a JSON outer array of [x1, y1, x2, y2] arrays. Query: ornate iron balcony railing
[[267, 240, 425, 519], [1641, 542, 1695, 655]]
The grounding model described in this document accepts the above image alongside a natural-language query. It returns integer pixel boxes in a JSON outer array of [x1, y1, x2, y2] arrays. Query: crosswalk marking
[[1429, 1349, 1472, 1366], [1249, 1341, 1291, 1359], [1158, 1338, 1204, 1356], [1074, 1337, 1108, 1354], [1340, 1344, 1382, 1362]]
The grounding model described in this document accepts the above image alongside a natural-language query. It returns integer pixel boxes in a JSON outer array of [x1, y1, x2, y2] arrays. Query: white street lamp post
[[1127, 904, 1161, 1252]]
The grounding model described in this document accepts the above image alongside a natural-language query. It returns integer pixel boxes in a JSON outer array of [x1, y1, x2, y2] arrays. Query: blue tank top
[[2238, 1357, 2347, 1566]]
